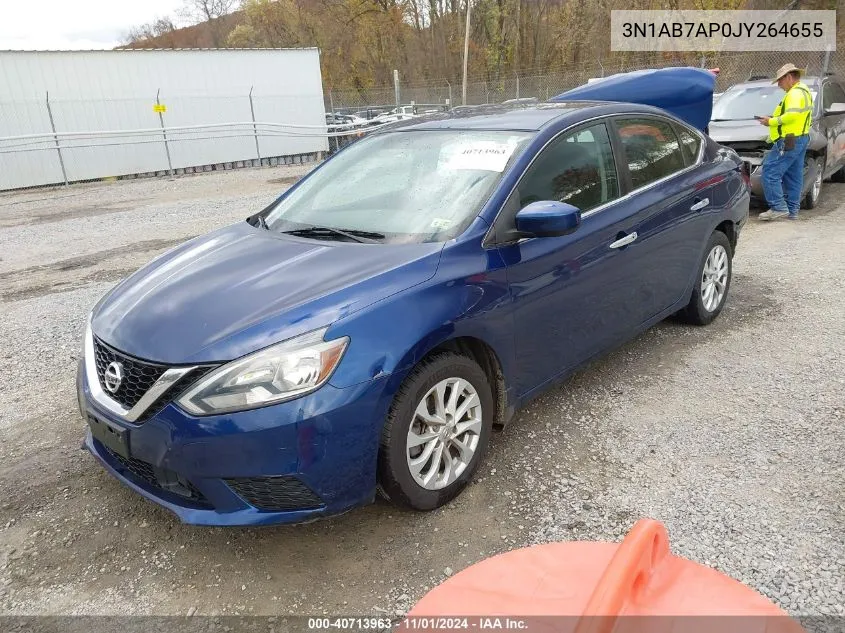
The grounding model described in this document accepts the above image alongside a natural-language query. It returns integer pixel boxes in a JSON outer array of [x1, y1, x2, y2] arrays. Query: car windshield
[[712, 84, 817, 121], [265, 130, 533, 243]]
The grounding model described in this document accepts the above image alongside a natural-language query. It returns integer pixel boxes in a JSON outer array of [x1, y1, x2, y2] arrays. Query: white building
[[0, 48, 328, 190]]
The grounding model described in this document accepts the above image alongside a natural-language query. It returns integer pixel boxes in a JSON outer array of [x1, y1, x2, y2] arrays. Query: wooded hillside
[[123, 0, 843, 91]]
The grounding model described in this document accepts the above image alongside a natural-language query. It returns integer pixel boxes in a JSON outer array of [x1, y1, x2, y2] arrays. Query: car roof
[[378, 101, 681, 133]]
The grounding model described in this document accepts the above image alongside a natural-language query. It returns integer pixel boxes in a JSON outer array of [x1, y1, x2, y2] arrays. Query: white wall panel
[[0, 49, 328, 189], [0, 99, 65, 189]]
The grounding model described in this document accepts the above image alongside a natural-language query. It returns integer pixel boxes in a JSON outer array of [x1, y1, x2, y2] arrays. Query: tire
[[801, 156, 823, 209], [832, 164, 845, 183], [678, 230, 733, 326], [377, 352, 494, 511]]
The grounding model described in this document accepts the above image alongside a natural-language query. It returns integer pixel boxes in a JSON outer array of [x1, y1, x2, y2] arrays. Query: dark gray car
[[709, 74, 845, 209]]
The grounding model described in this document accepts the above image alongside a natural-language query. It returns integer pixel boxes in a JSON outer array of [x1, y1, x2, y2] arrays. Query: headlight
[[176, 328, 348, 416]]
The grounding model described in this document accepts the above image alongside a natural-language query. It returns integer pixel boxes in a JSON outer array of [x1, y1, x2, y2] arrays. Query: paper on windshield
[[430, 218, 453, 229], [438, 139, 519, 172]]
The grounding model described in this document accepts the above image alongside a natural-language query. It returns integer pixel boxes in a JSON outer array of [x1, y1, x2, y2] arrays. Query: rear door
[[606, 115, 714, 326]]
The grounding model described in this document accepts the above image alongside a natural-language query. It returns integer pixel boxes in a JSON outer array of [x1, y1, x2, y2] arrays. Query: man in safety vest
[[757, 64, 814, 221]]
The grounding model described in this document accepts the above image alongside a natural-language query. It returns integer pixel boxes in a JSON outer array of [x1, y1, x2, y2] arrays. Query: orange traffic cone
[[398, 519, 805, 633]]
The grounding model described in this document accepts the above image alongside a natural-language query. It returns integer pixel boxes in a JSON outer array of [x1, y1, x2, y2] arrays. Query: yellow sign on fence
[[153, 104, 167, 113]]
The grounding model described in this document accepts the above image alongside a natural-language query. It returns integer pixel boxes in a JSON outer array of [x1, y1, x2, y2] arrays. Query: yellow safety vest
[[768, 81, 813, 143]]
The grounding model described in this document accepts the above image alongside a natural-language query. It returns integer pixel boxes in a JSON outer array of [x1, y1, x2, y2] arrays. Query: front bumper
[[743, 153, 817, 206], [78, 358, 393, 526]]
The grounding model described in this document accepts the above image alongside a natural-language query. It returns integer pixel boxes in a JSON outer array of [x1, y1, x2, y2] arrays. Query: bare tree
[[179, 0, 240, 46], [123, 16, 177, 46], [179, 0, 239, 23]]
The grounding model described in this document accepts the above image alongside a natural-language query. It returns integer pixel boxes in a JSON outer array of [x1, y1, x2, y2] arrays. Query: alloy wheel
[[701, 244, 729, 313], [406, 378, 483, 490]]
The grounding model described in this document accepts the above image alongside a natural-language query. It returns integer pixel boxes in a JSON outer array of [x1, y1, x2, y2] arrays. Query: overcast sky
[[1, 0, 185, 50]]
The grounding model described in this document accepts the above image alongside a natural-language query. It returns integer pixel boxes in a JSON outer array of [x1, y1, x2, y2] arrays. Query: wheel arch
[[413, 336, 509, 428], [327, 276, 519, 428], [382, 328, 512, 430], [714, 219, 737, 252]]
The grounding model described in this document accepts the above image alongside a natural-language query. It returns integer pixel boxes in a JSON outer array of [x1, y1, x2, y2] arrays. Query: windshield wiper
[[282, 226, 385, 243]]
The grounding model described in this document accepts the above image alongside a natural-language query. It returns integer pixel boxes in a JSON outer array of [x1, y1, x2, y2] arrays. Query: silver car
[[709, 74, 845, 209]]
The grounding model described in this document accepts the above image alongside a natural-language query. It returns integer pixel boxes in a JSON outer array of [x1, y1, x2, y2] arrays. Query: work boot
[[759, 209, 789, 221]]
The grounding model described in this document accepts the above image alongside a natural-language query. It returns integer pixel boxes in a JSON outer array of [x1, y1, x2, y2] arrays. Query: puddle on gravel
[[266, 176, 299, 186]]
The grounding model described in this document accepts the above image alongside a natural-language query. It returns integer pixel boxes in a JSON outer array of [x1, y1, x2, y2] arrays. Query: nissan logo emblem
[[104, 361, 124, 394]]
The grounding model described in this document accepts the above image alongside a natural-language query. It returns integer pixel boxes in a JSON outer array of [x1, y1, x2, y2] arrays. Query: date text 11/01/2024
[[621, 21, 825, 39], [400, 619, 527, 630]]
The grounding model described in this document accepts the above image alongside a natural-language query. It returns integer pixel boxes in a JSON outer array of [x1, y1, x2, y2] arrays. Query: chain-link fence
[[326, 49, 845, 112], [5, 49, 842, 191]]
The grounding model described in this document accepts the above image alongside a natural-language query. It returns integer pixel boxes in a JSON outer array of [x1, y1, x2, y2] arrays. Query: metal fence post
[[45, 91, 68, 186], [515, 73, 520, 99], [394, 69, 401, 107], [156, 89, 174, 177], [249, 86, 262, 163], [821, 47, 832, 76], [445, 80, 452, 108], [329, 89, 335, 115]]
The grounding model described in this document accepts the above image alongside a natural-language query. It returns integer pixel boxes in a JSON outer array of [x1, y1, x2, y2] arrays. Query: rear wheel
[[678, 230, 733, 326], [377, 353, 494, 511], [801, 156, 823, 209]]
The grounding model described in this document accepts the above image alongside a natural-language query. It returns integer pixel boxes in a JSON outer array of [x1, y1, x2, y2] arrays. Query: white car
[[371, 106, 417, 124]]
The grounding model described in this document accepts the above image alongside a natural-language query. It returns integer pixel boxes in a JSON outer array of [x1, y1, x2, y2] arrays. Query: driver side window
[[517, 122, 620, 212]]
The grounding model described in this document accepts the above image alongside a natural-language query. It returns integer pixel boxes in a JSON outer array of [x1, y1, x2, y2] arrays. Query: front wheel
[[377, 353, 494, 511], [801, 156, 824, 209], [678, 231, 733, 326]]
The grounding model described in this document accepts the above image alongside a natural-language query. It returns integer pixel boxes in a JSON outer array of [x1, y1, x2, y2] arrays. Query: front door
[[492, 121, 646, 397]]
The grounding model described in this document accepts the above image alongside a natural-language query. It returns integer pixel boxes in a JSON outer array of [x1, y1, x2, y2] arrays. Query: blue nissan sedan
[[78, 95, 749, 526]]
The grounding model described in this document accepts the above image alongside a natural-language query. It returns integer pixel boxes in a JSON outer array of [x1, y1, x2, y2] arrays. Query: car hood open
[[708, 119, 769, 144], [551, 67, 716, 132], [91, 222, 443, 364]]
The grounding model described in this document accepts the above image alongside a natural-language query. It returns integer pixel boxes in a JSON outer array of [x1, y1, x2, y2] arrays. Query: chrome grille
[[93, 337, 167, 410], [135, 365, 218, 422]]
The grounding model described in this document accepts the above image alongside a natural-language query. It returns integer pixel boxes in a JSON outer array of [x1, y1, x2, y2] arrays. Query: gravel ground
[[0, 166, 843, 619]]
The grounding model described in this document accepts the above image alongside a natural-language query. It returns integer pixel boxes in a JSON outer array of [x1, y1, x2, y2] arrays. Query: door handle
[[690, 198, 710, 211], [609, 232, 638, 249]]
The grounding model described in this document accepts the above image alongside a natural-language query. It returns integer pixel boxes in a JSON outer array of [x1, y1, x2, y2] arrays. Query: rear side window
[[615, 118, 686, 189], [673, 123, 702, 166]]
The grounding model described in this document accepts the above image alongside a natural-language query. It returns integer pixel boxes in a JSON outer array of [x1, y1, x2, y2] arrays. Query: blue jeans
[[761, 135, 810, 216]]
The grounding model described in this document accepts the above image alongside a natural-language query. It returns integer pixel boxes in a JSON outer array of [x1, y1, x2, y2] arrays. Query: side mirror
[[824, 102, 845, 116], [515, 201, 581, 238]]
